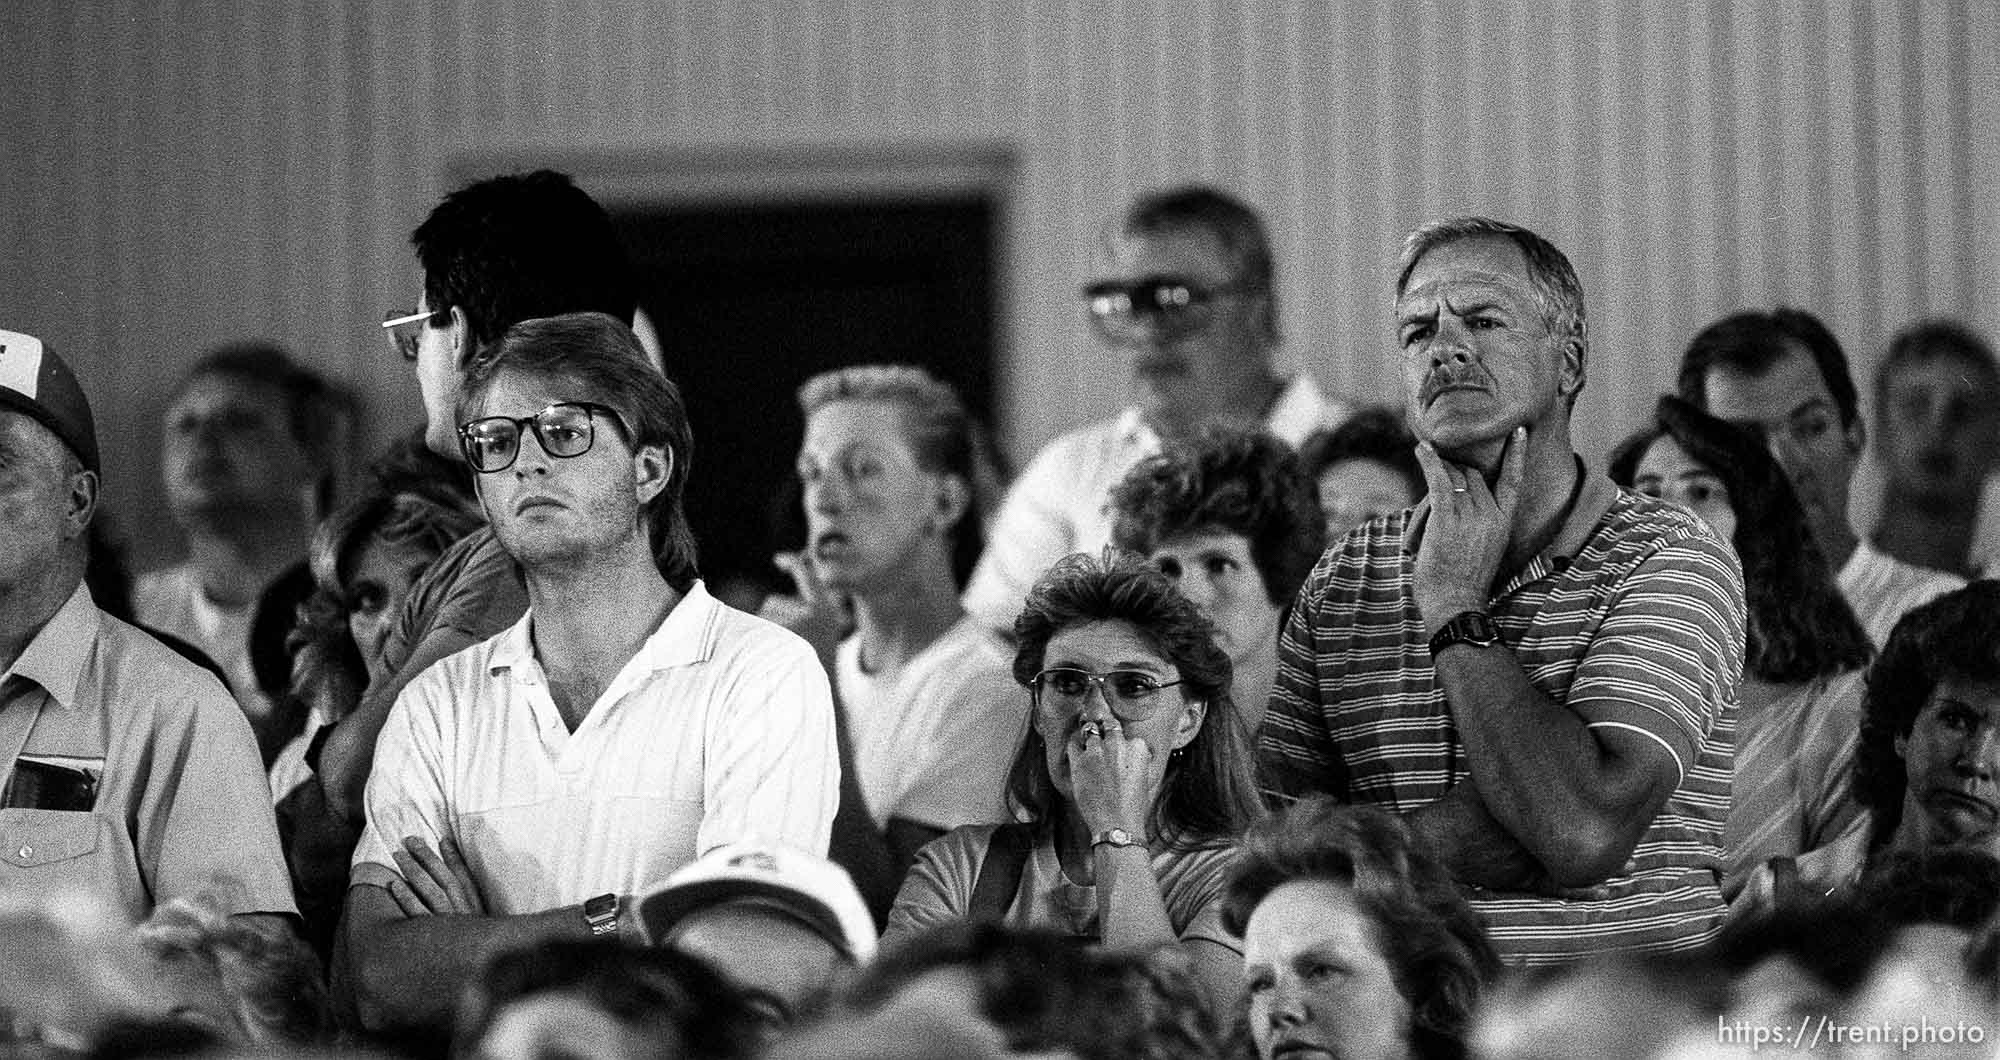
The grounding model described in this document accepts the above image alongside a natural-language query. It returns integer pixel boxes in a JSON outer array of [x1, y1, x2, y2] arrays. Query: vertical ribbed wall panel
[[1, 1, 1992, 567]]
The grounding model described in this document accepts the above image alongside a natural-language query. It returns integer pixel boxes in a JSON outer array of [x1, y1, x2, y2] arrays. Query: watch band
[[1427, 610, 1501, 656], [1091, 827, 1142, 849]]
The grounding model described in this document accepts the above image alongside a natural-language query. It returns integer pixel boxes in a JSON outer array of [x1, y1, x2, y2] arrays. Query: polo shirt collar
[[3, 582, 98, 711], [489, 580, 723, 680]]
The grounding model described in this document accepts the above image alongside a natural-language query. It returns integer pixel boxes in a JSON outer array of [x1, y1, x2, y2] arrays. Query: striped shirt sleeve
[[1567, 532, 1746, 782]]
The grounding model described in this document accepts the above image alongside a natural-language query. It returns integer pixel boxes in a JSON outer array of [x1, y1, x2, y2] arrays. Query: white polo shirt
[[351, 581, 838, 915]]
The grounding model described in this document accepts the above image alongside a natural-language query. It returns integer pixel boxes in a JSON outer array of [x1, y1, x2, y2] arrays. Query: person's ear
[[931, 473, 971, 536], [1170, 696, 1207, 752], [1558, 336, 1587, 402], [62, 468, 98, 541], [446, 305, 472, 367], [633, 444, 673, 506]]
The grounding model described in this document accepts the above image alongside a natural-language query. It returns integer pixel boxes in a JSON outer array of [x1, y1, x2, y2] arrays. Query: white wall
[[4, 0, 1995, 568]]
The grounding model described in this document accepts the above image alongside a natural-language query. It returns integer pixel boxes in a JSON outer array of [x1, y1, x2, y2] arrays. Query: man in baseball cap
[[642, 840, 876, 1034], [0, 329, 294, 929]]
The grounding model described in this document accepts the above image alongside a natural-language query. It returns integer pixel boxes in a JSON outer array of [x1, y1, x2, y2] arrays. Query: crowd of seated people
[[8, 170, 2000, 1060]]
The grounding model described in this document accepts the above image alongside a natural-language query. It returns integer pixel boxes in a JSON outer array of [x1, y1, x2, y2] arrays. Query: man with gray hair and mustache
[[1260, 218, 1746, 965]]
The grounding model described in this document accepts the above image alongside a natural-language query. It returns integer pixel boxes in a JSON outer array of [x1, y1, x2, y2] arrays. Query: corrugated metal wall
[[4, 0, 1995, 568]]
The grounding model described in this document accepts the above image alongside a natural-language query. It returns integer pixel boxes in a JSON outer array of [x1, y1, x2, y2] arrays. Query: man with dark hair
[[319, 169, 639, 821], [0, 328, 294, 928], [1866, 320, 2000, 578], [1677, 308, 1962, 645], [1263, 218, 1746, 965], [962, 186, 1350, 629], [135, 344, 352, 758], [342, 314, 836, 1037], [1108, 428, 1326, 723]]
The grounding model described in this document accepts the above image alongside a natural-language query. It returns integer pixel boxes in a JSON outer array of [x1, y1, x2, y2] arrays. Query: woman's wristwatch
[[1091, 827, 1143, 849]]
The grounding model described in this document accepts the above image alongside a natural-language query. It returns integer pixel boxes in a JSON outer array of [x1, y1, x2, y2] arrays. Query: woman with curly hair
[[884, 552, 1264, 1011], [1609, 395, 1874, 893], [1224, 797, 1497, 1060], [1109, 428, 1326, 728], [1733, 581, 2000, 920]]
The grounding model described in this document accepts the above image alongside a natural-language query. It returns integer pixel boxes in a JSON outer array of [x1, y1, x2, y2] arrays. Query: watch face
[[1461, 613, 1499, 642], [584, 894, 618, 920]]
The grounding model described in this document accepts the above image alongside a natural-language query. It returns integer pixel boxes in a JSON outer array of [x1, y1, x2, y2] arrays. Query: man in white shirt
[[1677, 307, 1963, 646], [343, 313, 838, 1036], [135, 345, 351, 759], [962, 187, 1351, 629]]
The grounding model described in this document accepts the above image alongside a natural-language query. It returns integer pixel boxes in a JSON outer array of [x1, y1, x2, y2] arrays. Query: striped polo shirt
[[1260, 469, 1745, 966]]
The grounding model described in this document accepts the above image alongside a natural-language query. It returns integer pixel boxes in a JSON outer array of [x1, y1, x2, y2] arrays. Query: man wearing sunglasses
[[343, 313, 837, 1038], [963, 186, 1352, 632], [317, 170, 639, 826]]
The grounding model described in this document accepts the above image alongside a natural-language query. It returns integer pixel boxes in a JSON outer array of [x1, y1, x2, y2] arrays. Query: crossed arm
[[343, 837, 622, 1033]]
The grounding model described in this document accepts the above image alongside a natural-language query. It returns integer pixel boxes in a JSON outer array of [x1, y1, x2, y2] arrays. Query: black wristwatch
[[583, 893, 620, 937], [1428, 610, 1501, 656]]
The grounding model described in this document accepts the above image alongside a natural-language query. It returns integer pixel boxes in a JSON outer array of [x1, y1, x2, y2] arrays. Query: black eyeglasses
[[457, 401, 627, 474], [1083, 275, 1260, 345], [382, 307, 446, 362], [1030, 667, 1186, 723]]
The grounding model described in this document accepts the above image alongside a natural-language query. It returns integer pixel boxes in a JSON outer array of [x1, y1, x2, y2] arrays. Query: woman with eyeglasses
[[883, 551, 1264, 1011]]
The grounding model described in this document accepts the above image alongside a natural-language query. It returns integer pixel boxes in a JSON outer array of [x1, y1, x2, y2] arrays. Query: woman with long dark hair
[[1610, 396, 1874, 894], [883, 552, 1263, 1010]]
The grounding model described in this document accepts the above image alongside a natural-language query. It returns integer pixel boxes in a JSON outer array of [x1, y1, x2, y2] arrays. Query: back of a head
[[1678, 308, 1858, 428], [846, 923, 1220, 1060], [415, 170, 638, 351], [458, 940, 761, 1060]]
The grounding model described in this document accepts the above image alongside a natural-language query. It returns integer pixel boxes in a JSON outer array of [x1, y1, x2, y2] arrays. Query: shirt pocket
[[0, 808, 103, 868], [0, 809, 122, 912]]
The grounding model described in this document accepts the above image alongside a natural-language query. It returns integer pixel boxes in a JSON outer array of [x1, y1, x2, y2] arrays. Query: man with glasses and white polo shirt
[[962, 186, 1352, 631], [341, 313, 837, 1039]]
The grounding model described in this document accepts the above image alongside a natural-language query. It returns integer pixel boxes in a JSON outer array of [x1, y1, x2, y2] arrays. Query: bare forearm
[[1406, 784, 1554, 891], [347, 891, 584, 1031], [1434, 646, 1643, 882], [1096, 845, 1178, 954]]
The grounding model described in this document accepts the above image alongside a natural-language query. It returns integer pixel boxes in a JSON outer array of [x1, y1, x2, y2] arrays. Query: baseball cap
[[0, 330, 99, 475], [641, 840, 877, 964]]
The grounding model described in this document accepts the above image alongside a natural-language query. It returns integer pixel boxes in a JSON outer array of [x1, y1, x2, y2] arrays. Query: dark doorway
[[614, 198, 997, 605]]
